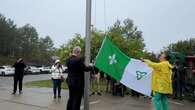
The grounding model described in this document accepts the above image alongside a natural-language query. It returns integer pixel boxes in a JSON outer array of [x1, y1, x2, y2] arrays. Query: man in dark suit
[[66, 46, 90, 110], [12, 58, 26, 94]]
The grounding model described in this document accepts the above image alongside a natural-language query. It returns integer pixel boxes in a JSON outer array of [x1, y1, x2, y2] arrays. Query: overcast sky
[[0, 0, 195, 52]]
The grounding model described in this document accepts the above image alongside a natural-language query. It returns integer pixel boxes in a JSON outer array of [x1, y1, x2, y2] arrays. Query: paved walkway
[[0, 75, 194, 110], [0, 87, 67, 110], [0, 86, 194, 110]]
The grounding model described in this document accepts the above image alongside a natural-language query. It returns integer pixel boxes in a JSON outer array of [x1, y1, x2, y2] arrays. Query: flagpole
[[84, 0, 92, 110]]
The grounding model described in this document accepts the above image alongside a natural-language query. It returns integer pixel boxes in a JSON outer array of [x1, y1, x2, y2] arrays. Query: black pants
[[173, 80, 184, 98], [131, 90, 140, 97], [13, 76, 23, 93], [192, 85, 195, 98], [52, 79, 61, 96], [67, 86, 83, 110]]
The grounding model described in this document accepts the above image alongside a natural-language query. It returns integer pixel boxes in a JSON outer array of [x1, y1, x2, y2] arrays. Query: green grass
[[25, 80, 69, 89], [24, 79, 108, 92]]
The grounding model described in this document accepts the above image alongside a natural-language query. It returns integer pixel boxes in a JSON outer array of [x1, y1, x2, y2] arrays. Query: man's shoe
[[97, 92, 102, 96], [19, 91, 23, 94], [90, 92, 95, 96], [58, 95, 61, 98], [53, 95, 56, 99], [173, 97, 177, 99], [12, 92, 16, 95]]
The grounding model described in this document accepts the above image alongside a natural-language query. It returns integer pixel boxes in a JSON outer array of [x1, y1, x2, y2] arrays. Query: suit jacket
[[13, 62, 26, 78], [66, 55, 89, 88]]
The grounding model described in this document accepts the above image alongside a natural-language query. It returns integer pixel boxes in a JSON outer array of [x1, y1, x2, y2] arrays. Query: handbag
[[57, 67, 65, 82], [61, 75, 65, 82]]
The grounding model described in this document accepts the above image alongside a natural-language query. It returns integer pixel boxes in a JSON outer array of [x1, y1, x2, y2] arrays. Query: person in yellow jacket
[[142, 53, 173, 110]]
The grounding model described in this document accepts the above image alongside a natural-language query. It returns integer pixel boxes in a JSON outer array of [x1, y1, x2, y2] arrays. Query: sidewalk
[[0, 87, 68, 110], [0, 86, 152, 110], [0, 86, 193, 110]]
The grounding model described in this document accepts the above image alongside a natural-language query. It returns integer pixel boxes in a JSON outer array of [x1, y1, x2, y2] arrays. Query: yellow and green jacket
[[144, 60, 173, 94]]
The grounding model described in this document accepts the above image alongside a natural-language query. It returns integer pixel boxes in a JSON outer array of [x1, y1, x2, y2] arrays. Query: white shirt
[[51, 65, 63, 79]]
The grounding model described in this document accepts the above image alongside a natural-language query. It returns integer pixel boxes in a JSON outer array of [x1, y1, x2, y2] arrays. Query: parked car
[[24, 67, 32, 75], [25, 66, 40, 75], [0, 66, 15, 76], [39, 66, 51, 74], [61, 65, 68, 73]]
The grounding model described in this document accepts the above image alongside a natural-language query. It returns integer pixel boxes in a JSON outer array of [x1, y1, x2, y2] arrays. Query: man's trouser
[[173, 79, 185, 98], [13, 76, 23, 93], [67, 86, 83, 110], [153, 92, 169, 110], [91, 76, 100, 93]]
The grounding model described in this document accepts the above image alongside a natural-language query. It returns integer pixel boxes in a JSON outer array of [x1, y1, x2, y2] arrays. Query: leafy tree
[[18, 24, 39, 58], [55, 34, 84, 63], [165, 38, 195, 55], [0, 14, 55, 65], [56, 18, 154, 63], [0, 14, 18, 57], [108, 18, 145, 58], [36, 36, 55, 65]]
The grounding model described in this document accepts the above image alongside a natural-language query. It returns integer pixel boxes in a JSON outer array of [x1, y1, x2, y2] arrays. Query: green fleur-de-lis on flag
[[109, 54, 117, 65]]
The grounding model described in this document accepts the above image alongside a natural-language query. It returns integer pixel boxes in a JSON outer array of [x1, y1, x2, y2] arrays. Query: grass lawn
[[25, 80, 69, 89], [25, 79, 108, 92]]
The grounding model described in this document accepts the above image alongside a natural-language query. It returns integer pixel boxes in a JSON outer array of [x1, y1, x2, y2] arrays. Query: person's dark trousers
[[132, 90, 140, 97], [173, 80, 177, 98], [52, 79, 62, 97], [67, 86, 83, 110], [13, 76, 23, 93], [192, 85, 195, 100], [173, 80, 184, 99]]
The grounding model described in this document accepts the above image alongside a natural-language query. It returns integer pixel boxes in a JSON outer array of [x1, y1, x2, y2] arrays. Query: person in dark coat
[[66, 46, 90, 110], [172, 60, 185, 100], [12, 58, 26, 94]]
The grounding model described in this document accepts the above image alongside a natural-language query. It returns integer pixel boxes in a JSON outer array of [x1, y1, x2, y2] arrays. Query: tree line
[[55, 18, 157, 63], [0, 14, 55, 65], [56, 18, 195, 63], [1, 13, 194, 66], [165, 38, 195, 56]]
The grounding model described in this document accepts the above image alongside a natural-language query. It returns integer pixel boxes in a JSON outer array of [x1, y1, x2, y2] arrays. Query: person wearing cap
[[66, 46, 90, 110], [51, 60, 64, 99], [12, 58, 26, 94]]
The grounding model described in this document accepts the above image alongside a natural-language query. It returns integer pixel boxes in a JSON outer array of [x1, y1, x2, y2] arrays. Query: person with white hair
[[51, 60, 64, 99], [66, 46, 90, 110]]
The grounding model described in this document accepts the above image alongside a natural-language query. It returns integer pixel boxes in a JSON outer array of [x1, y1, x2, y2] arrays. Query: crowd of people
[[11, 46, 195, 110]]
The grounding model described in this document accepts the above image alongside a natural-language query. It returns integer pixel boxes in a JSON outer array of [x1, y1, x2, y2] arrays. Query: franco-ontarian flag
[[95, 36, 153, 96]]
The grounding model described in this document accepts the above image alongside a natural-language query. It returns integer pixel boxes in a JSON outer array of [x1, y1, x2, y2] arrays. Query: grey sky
[[0, 0, 195, 52]]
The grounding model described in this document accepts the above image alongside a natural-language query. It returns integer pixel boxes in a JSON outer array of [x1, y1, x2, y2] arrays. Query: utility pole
[[84, 0, 92, 110]]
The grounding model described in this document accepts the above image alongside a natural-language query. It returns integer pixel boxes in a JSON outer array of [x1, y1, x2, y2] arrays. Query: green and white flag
[[95, 36, 153, 96]]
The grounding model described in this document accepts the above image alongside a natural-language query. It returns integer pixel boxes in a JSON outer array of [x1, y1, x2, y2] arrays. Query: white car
[[26, 66, 41, 74], [0, 66, 15, 76], [39, 66, 51, 74], [61, 65, 68, 73]]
